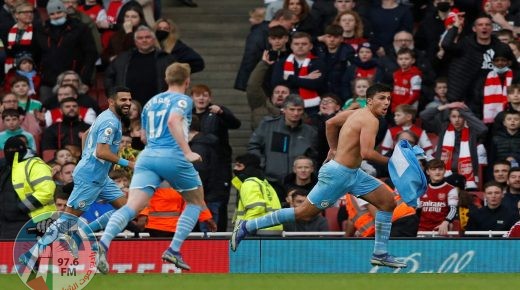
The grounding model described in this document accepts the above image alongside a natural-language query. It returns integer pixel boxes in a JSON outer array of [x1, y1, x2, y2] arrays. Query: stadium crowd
[[0, 0, 520, 240]]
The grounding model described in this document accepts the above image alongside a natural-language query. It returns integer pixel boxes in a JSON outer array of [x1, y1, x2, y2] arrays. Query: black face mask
[[155, 30, 169, 42], [437, 2, 451, 12], [4, 138, 27, 165]]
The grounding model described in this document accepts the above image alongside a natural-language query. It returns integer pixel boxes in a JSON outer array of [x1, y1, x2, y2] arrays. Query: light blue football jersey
[[141, 91, 193, 150], [73, 109, 122, 183]]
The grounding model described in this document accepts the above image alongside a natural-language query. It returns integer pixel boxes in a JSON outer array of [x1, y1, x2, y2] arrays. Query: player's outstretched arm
[[167, 112, 202, 163]]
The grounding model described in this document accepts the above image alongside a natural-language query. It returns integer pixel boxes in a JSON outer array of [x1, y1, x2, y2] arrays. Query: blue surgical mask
[[50, 16, 67, 26], [494, 66, 510, 74]]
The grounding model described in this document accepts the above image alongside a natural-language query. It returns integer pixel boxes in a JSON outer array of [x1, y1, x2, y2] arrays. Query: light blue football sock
[[85, 210, 114, 233], [245, 208, 295, 232], [169, 204, 202, 252], [38, 213, 78, 246], [100, 206, 136, 249], [373, 211, 393, 255]]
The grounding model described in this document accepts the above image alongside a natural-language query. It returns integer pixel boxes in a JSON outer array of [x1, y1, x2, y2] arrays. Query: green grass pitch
[[2, 273, 520, 290]]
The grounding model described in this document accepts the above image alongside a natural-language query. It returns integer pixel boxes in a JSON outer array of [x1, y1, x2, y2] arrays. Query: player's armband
[[117, 158, 130, 167]]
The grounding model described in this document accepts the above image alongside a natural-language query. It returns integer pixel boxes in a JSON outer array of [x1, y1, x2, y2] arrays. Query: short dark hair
[[289, 188, 309, 199], [435, 77, 448, 86], [473, 14, 492, 26], [268, 25, 289, 38], [10, 75, 30, 87], [291, 31, 312, 43], [53, 185, 71, 202], [396, 47, 415, 58], [2, 108, 20, 120], [508, 84, 520, 94], [426, 158, 445, 170], [110, 86, 131, 100], [504, 110, 520, 119], [366, 83, 392, 99], [493, 159, 511, 168], [324, 24, 343, 36], [509, 167, 520, 175], [483, 181, 504, 191]]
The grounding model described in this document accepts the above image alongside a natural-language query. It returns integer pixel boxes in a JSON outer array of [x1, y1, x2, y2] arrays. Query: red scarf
[[5, 24, 33, 73], [483, 69, 513, 123], [283, 53, 320, 108], [441, 124, 477, 189], [106, 0, 123, 24]]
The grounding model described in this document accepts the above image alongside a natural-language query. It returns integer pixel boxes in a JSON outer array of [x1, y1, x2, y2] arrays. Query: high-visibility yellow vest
[[12, 153, 56, 221], [232, 176, 283, 231]]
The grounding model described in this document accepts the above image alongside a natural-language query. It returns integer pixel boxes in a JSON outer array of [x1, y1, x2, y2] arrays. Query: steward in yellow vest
[[232, 153, 282, 231], [8, 137, 56, 220]]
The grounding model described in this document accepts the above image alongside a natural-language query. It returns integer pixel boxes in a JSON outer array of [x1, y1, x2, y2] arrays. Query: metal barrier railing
[[97, 230, 511, 239]]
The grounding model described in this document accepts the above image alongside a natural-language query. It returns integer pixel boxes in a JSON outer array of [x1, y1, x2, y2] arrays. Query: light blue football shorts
[[67, 177, 124, 211], [130, 148, 202, 195], [307, 160, 382, 209]]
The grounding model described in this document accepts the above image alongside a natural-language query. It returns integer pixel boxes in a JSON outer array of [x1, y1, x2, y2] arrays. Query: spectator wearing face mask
[[34, 0, 98, 102], [153, 18, 205, 73]]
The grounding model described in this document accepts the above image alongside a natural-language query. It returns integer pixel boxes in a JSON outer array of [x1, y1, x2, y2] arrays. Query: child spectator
[[489, 111, 520, 166], [10, 75, 42, 114], [381, 104, 433, 156], [249, 7, 266, 26], [418, 159, 459, 236], [0, 109, 36, 150], [342, 77, 371, 110], [482, 47, 515, 124], [424, 77, 449, 110], [342, 42, 382, 99], [3, 54, 41, 99], [493, 84, 520, 133], [391, 48, 422, 113], [109, 169, 130, 196], [53, 148, 75, 166], [0, 92, 41, 138]]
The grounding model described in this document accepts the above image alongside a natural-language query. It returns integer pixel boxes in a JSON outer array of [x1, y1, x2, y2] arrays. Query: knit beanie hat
[[47, 0, 65, 14]]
